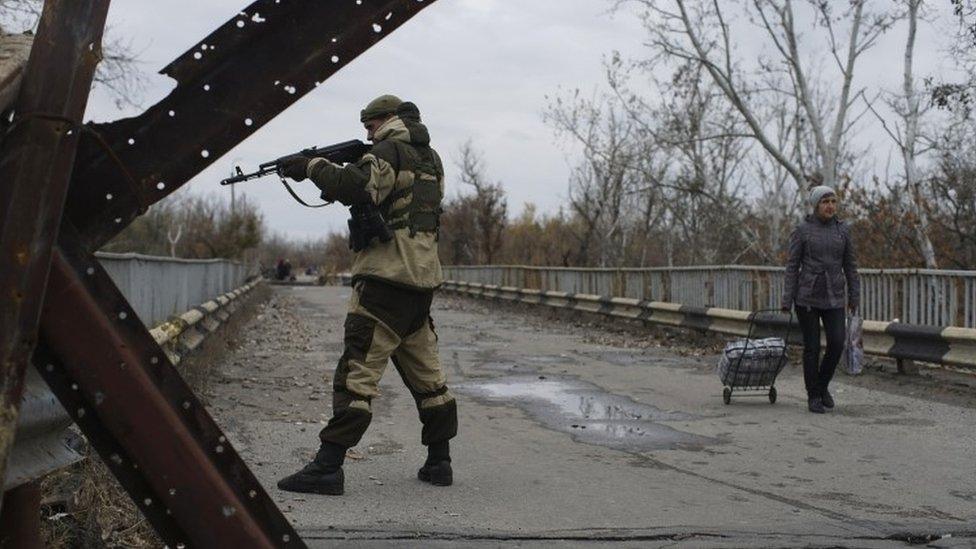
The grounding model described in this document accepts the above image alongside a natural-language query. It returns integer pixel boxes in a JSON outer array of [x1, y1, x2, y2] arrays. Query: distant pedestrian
[[781, 186, 860, 414]]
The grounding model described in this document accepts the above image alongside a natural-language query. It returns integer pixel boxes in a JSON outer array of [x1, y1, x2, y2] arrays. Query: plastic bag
[[843, 313, 864, 375]]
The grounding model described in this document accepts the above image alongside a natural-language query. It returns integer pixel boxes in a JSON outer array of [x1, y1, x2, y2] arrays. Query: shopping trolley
[[718, 308, 793, 404]]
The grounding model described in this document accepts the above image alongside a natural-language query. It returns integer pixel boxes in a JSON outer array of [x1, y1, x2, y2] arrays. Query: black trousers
[[795, 306, 846, 399]]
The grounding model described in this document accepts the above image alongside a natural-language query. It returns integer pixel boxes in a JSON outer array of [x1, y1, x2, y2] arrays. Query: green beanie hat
[[360, 94, 403, 123]]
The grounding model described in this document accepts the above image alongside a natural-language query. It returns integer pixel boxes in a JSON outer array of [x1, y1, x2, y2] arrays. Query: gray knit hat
[[808, 185, 836, 210]]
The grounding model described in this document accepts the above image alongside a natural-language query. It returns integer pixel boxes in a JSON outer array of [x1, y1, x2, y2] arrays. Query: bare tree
[[619, 0, 894, 191], [862, 0, 938, 267], [1, 0, 146, 108], [455, 140, 508, 264], [166, 223, 183, 258], [544, 89, 641, 266]]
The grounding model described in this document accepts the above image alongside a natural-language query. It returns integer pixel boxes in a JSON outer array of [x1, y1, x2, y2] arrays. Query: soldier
[[275, 95, 457, 495]]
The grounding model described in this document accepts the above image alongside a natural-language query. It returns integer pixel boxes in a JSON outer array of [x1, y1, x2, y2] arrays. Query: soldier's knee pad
[[418, 394, 457, 446], [320, 399, 373, 448]]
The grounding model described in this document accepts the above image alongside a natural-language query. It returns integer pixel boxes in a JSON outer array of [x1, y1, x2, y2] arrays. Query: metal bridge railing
[[6, 255, 259, 495], [443, 265, 976, 329], [96, 252, 254, 327]]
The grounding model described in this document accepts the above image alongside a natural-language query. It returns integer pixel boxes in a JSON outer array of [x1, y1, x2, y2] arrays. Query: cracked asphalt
[[205, 285, 976, 548]]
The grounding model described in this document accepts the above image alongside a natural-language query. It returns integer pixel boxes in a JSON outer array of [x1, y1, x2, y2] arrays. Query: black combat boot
[[808, 397, 826, 414], [277, 442, 346, 495], [821, 389, 835, 409], [417, 440, 453, 486]]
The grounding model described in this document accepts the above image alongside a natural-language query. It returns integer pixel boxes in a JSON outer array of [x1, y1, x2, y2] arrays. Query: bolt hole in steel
[[71, 383, 78, 391], [86, 267, 95, 275], [215, 445, 224, 453], [251, 12, 265, 22], [114, 217, 122, 223], [248, 490, 257, 499], [118, 311, 127, 319], [106, 193, 113, 200], [203, 84, 211, 91], [169, 488, 177, 496], [201, 150, 210, 158], [236, 20, 245, 28], [182, 401, 191, 410], [144, 498, 152, 506], [331, 55, 339, 63], [283, 534, 290, 542], [168, 109, 176, 117], [127, 138, 135, 145], [45, 364, 54, 372], [150, 356, 159, 364], [222, 505, 236, 517], [157, 181, 166, 190], [76, 408, 85, 418], [244, 118, 253, 126], [372, 23, 382, 33], [193, 52, 202, 60]]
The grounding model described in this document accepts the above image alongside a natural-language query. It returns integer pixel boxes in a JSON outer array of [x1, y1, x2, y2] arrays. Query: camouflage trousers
[[318, 278, 458, 449]]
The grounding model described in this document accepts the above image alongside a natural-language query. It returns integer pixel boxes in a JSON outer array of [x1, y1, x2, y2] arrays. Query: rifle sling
[[279, 176, 330, 208]]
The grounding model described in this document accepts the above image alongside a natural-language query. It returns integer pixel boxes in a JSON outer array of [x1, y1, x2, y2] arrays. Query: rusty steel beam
[[0, 0, 110, 505], [37, 224, 300, 548], [0, 481, 42, 549], [65, 0, 440, 250], [19, 1, 438, 544]]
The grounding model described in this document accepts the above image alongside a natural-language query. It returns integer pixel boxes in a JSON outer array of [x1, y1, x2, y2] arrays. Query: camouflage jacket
[[305, 106, 444, 291]]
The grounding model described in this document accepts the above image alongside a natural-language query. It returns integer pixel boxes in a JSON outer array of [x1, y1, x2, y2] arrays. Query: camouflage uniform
[[304, 100, 457, 452]]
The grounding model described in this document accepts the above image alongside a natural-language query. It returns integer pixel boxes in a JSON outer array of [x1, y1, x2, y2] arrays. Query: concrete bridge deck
[[206, 286, 976, 548]]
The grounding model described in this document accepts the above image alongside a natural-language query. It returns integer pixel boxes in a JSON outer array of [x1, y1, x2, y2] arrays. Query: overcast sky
[[79, 0, 647, 240], [77, 0, 963, 241]]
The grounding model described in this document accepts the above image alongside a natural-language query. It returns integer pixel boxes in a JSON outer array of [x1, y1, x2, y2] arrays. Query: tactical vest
[[380, 140, 443, 238]]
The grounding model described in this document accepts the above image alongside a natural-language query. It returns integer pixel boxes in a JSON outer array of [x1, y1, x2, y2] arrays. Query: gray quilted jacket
[[782, 215, 860, 310]]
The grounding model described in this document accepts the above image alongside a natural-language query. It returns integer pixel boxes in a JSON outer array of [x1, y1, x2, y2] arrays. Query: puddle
[[457, 376, 721, 452]]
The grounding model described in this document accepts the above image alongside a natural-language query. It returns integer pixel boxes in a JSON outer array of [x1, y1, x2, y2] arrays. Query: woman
[[781, 186, 860, 414]]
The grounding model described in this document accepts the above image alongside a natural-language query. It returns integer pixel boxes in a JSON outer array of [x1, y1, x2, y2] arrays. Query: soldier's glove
[[279, 155, 310, 181]]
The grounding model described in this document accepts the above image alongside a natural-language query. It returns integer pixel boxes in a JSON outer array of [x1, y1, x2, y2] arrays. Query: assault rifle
[[219, 138, 392, 250], [220, 139, 370, 185]]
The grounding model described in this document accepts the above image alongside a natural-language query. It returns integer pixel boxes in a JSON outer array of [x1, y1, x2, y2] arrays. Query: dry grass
[[40, 458, 157, 548]]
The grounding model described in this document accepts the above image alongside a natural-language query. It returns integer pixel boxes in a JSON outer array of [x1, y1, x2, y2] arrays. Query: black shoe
[[821, 390, 835, 409], [277, 462, 344, 495], [418, 460, 453, 486], [808, 397, 825, 414]]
